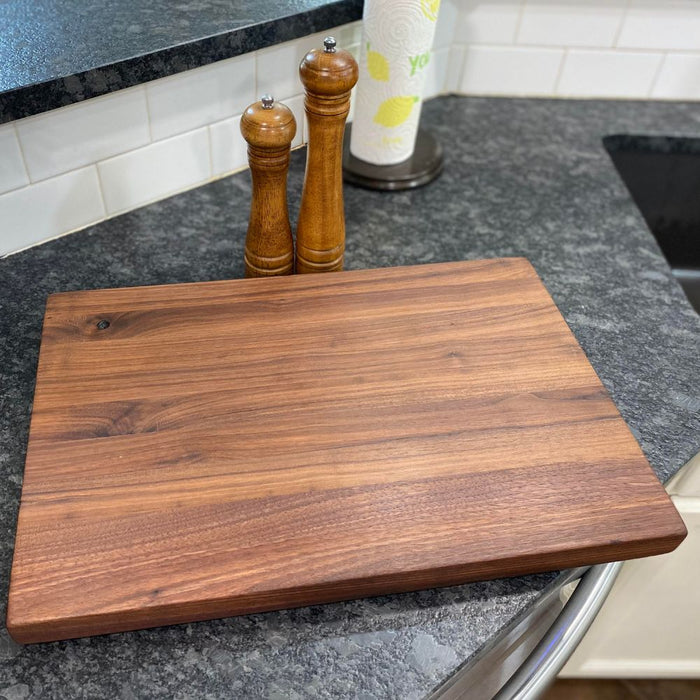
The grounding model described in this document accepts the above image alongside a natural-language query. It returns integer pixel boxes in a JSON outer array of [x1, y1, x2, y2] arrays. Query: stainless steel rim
[[493, 561, 623, 700]]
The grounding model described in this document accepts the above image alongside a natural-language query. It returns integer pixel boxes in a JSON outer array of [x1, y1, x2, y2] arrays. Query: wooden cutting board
[[7, 259, 686, 643]]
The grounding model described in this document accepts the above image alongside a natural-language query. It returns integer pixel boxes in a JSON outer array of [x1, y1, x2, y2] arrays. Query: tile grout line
[[437, 47, 450, 96], [612, 0, 631, 48], [93, 161, 109, 218], [647, 51, 668, 98], [512, 0, 528, 44], [552, 48, 569, 96], [459, 41, 684, 54], [11, 122, 32, 185], [253, 48, 259, 100], [452, 46, 467, 95], [1, 213, 106, 259], [143, 85, 155, 142], [207, 125, 215, 178], [650, 47, 700, 56], [0, 161, 117, 200]]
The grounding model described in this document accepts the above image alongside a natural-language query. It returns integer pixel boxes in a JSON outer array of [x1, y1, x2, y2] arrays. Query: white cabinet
[[560, 454, 700, 678]]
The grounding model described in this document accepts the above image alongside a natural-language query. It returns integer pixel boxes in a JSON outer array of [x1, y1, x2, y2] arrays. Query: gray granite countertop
[[0, 0, 361, 123], [1, 96, 699, 699]]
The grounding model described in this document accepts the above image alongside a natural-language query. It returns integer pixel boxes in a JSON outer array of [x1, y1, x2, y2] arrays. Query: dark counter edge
[[0, 0, 362, 125]]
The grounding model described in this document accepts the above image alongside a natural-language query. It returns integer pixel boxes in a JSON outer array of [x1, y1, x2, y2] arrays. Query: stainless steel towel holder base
[[342, 124, 444, 191]]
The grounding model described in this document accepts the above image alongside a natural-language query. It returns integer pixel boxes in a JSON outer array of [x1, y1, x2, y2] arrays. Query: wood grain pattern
[[240, 98, 296, 277], [295, 40, 358, 273], [7, 259, 686, 643]]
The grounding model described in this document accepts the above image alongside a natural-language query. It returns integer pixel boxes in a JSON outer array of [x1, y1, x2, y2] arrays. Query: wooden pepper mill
[[296, 37, 359, 273], [240, 95, 296, 277]]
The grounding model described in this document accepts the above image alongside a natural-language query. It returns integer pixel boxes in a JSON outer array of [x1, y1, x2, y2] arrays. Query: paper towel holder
[[342, 124, 443, 191]]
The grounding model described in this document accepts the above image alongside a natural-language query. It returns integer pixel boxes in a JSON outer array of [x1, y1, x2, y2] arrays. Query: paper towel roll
[[350, 0, 441, 166]]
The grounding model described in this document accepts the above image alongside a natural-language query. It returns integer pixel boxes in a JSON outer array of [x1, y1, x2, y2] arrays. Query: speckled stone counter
[[0, 0, 362, 123], [1, 96, 698, 699]]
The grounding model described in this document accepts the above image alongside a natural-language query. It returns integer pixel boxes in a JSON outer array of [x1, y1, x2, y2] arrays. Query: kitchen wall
[[446, 0, 700, 99], [2, 0, 700, 257]]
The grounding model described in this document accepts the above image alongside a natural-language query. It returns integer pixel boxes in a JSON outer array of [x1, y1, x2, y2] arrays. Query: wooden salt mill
[[240, 95, 296, 277], [296, 37, 358, 273]]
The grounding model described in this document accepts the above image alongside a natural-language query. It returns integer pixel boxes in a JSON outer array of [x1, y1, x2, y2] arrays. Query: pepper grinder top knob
[[240, 95, 296, 149], [299, 38, 358, 98]]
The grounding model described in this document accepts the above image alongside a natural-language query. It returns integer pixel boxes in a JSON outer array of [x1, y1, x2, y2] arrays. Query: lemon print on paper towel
[[374, 96, 420, 128], [421, 0, 441, 21], [367, 43, 389, 82]]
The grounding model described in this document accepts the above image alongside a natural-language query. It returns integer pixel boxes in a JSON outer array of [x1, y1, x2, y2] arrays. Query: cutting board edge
[[6, 522, 686, 645]]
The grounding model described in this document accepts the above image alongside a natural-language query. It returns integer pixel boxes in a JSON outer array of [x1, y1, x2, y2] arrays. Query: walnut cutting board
[[7, 259, 686, 643]]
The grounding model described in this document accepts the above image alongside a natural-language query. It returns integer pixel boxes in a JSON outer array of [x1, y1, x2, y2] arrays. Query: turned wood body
[[240, 97, 296, 277], [296, 38, 358, 273]]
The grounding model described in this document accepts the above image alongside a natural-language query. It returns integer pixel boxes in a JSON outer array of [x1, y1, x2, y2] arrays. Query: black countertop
[[0, 96, 698, 698], [0, 0, 362, 124]]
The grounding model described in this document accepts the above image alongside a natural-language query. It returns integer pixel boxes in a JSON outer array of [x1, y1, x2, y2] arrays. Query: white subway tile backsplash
[[456, 0, 524, 46], [6, 12, 700, 256], [445, 45, 466, 93], [652, 54, 700, 100], [619, 0, 700, 51], [209, 93, 303, 179], [460, 46, 564, 96], [284, 95, 305, 148], [256, 39, 305, 103], [557, 49, 662, 97], [300, 31, 332, 58], [347, 85, 358, 123], [257, 30, 347, 103], [209, 115, 247, 177], [335, 21, 363, 48], [98, 128, 210, 214], [518, 0, 626, 48], [147, 55, 256, 141], [16, 88, 150, 183], [0, 167, 104, 257], [433, 0, 459, 49], [345, 45, 360, 122], [0, 124, 29, 194], [424, 49, 450, 99], [346, 42, 360, 63]]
